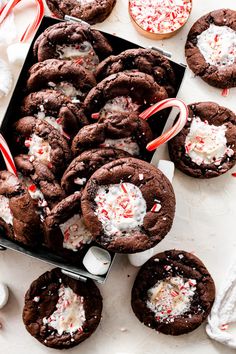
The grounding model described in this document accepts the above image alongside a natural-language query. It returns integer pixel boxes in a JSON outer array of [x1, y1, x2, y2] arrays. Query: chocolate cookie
[[0, 170, 41, 247], [131, 250, 215, 335], [168, 102, 236, 178], [71, 113, 153, 159], [14, 117, 71, 177], [81, 157, 175, 253], [185, 9, 236, 88], [45, 0, 116, 25], [33, 21, 113, 72], [26, 59, 96, 101], [21, 89, 88, 139], [23, 268, 102, 349], [61, 148, 130, 195], [83, 71, 168, 119], [44, 193, 93, 261], [15, 154, 65, 209], [96, 48, 176, 96]]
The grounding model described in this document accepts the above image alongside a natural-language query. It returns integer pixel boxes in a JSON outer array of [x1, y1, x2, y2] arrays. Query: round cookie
[[14, 117, 71, 177], [22, 268, 102, 349], [15, 154, 65, 209], [61, 148, 130, 195], [131, 250, 215, 335], [26, 59, 96, 101], [81, 157, 175, 253], [83, 71, 168, 119], [71, 113, 153, 158], [44, 193, 93, 262], [45, 0, 116, 25], [33, 21, 113, 72], [168, 102, 236, 178], [21, 89, 88, 139], [0, 170, 41, 247], [185, 9, 236, 88], [96, 48, 176, 96]]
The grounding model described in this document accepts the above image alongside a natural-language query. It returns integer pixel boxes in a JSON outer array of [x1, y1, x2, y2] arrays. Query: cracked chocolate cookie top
[[81, 157, 175, 253], [61, 148, 130, 195], [131, 250, 215, 335], [96, 48, 176, 96], [185, 9, 236, 88], [23, 268, 102, 349], [33, 21, 113, 71], [45, 0, 116, 25], [71, 112, 153, 159], [0, 170, 41, 247], [26, 59, 96, 101], [168, 102, 236, 178], [83, 71, 168, 119], [21, 89, 88, 139]]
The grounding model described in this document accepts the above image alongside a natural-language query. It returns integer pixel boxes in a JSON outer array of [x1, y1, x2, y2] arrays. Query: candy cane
[[139, 98, 188, 151], [0, 133, 17, 176]]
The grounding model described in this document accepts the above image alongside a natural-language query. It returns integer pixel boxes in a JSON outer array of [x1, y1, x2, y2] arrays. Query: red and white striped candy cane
[[0, 133, 17, 176], [139, 98, 188, 151]]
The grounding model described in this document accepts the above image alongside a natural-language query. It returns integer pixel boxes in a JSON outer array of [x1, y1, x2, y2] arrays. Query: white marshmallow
[[0, 283, 9, 309], [0, 60, 12, 98], [83, 246, 111, 275]]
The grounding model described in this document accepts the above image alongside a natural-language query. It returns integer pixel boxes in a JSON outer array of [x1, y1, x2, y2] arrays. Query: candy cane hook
[[0, 134, 17, 176]]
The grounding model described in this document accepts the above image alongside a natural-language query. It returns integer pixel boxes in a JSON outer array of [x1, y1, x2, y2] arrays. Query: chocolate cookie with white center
[[131, 250, 215, 335], [81, 157, 175, 253], [185, 9, 236, 88], [14, 117, 71, 177], [168, 102, 236, 178], [21, 89, 88, 139], [61, 148, 130, 195], [22, 268, 102, 349], [71, 112, 153, 159], [33, 21, 113, 71], [26, 59, 96, 102], [0, 170, 41, 247], [96, 48, 176, 97]]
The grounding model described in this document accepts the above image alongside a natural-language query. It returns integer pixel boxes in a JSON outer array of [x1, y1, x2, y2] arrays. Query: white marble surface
[[0, 0, 236, 353]]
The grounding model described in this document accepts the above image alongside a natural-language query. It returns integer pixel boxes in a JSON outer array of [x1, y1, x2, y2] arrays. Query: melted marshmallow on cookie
[[60, 214, 92, 251], [95, 182, 146, 236], [0, 195, 13, 225], [43, 285, 85, 336], [48, 81, 83, 100], [185, 117, 234, 166], [100, 137, 140, 156], [147, 277, 197, 323], [26, 134, 51, 162], [197, 24, 236, 67], [99, 96, 140, 119]]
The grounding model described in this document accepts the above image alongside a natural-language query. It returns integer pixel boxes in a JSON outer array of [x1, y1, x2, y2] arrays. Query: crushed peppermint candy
[[146, 276, 197, 322], [129, 0, 192, 34], [33, 296, 40, 302], [94, 182, 146, 236], [0, 195, 13, 225], [185, 117, 234, 166], [197, 24, 236, 67], [100, 137, 140, 156], [99, 96, 140, 119], [59, 214, 92, 252], [43, 285, 85, 336], [48, 81, 83, 100], [25, 133, 51, 163], [74, 177, 87, 186], [151, 203, 162, 213], [139, 173, 144, 180]]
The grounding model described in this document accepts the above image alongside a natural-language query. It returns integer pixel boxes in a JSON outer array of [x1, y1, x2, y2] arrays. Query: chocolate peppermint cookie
[[44, 193, 92, 261], [14, 117, 71, 177], [45, 0, 116, 25], [23, 268, 102, 349], [81, 157, 175, 253], [83, 71, 168, 119], [96, 48, 176, 96], [21, 89, 88, 139], [26, 59, 96, 101], [71, 112, 153, 158], [62, 148, 130, 195], [131, 250, 215, 335], [0, 170, 41, 247], [168, 102, 236, 178], [33, 21, 113, 72], [185, 9, 236, 88]]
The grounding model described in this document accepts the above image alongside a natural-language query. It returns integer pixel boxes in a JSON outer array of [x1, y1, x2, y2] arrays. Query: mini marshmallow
[[7, 43, 29, 66], [0, 60, 13, 98], [0, 282, 9, 309], [83, 246, 111, 275]]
